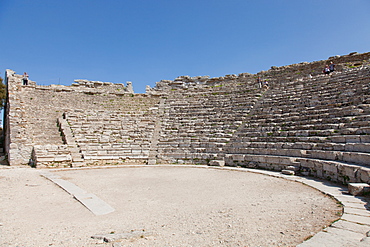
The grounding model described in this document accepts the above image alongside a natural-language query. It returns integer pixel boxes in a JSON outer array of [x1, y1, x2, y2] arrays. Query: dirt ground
[[0, 165, 342, 246]]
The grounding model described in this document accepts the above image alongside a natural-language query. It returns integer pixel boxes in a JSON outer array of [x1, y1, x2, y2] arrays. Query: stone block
[[346, 135, 361, 143], [286, 165, 299, 171], [281, 170, 295, 175], [343, 152, 370, 166], [266, 156, 281, 164], [147, 159, 156, 165], [330, 136, 346, 143], [54, 155, 72, 162], [358, 168, 370, 183], [131, 149, 142, 154], [231, 154, 244, 161], [208, 160, 225, 167], [323, 161, 338, 173], [360, 135, 370, 143], [36, 157, 55, 162], [348, 183, 370, 196]]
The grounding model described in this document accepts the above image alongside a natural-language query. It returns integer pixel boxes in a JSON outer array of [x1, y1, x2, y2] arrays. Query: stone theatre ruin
[[3, 51, 370, 185]]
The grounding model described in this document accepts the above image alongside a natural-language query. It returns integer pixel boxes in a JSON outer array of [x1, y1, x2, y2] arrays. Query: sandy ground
[[0, 165, 342, 247]]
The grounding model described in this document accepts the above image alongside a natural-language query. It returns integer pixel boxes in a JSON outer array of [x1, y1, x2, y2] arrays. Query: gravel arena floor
[[0, 165, 342, 247]]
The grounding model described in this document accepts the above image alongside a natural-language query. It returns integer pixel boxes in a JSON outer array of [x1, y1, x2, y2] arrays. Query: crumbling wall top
[[146, 51, 370, 95], [5, 70, 134, 95]]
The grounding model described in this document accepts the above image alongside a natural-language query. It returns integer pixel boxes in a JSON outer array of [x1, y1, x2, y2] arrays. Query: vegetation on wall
[[0, 77, 5, 109]]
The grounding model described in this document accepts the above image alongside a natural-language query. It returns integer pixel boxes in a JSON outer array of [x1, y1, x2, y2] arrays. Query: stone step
[[229, 141, 370, 153]]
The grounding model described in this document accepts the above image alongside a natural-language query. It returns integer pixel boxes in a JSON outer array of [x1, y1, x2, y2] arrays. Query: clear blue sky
[[1, 0, 369, 93]]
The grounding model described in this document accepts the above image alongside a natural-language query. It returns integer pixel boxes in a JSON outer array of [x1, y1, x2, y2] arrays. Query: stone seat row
[[163, 111, 250, 118], [226, 146, 369, 167], [233, 140, 370, 152], [165, 84, 257, 93], [270, 75, 368, 94], [160, 126, 239, 134], [257, 90, 367, 107], [158, 139, 229, 146], [224, 153, 370, 184], [250, 112, 370, 128], [165, 102, 253, 110], [278, 88, 368, 104], [267, 85, 359, 100], [169, 98, 255, 105], [79, 142, 150, 149], [155, 136, 370, 166], [268, 91, 369, 107], [69, 123, 156, 131], [162, 118, 246, 125], [164, 102, 256, 111], [237, 127, 370, 138], [236, 134, 370, 144], [260, 95, 368, 111], [157, 152, 220, 164], [246, 109, 368, 124], [241, 120, 370, 134], [164, 100, 257, 108], [260, 92, 368, 107], [260, 81, 367, 97], [65, 113, 155, 121], [163, 110, 250, 117], [165, 91, 259, 99]]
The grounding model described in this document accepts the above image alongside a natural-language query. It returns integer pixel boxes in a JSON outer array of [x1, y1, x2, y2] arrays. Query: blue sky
[[0, 0, 369, 93]]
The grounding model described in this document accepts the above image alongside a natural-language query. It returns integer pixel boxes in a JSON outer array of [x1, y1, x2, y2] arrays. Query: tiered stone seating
[[224, 65, 370, 184], [156, 77, 262, 164], [64, 109, 157, 162], [5, 52, 369, 178], [18, 85, 160, 166]]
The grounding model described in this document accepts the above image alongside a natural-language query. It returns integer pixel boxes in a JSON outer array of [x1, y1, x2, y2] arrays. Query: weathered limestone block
[[281, 170, 295, 175], [360, 135, 370, 143], [97, 150, 108, 155], [266, 156, 282, 164], [358, 168, 370, 183], [286, 165, 299, 171], [342, 152, 370, 166], [337, 163, 359, 183], [131, 149, 142, 154], [345, 135, 361, 143], [309, 150, 341, 161], [323, 161, 338, 173], [85, 155, 120, 160], [232, 154, 245, 161], [54, 155, 72, 162], [209, 160, 225, 166], [345, 143, 369, 152], [348, 183, 370, 196], [37, 157, 56, 162]]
